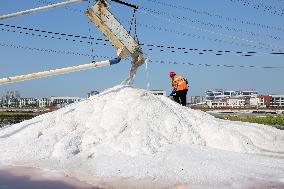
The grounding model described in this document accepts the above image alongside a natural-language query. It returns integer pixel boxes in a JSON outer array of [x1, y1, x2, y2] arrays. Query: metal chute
[[86, 0, 144, 65]]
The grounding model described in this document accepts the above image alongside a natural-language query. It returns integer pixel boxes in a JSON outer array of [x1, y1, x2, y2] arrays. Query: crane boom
[[0, 0, 86, 21], [0, 58, 121, 85]]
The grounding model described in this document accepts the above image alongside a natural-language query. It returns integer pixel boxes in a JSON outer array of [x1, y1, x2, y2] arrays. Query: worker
[[169, 71, 189, 106]]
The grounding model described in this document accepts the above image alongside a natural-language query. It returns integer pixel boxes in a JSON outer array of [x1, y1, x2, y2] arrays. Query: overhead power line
[[1, 41, 283, 70], [228, 0, 284, 17], [151, 59, 284, 69], [37, 0, 284, 44], [139, 9, 284, 52], [1, 23, 284, 57], [134, 22, 278, 56], [144, 0, 284, 32], [139, 7, 283, 42], [0, 23, 109, 45], [0, 42, 110, 59], [142, 43, 284, 57]]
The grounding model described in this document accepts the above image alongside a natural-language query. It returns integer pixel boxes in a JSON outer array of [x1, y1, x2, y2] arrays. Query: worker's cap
[[169, 71, 176, 77]]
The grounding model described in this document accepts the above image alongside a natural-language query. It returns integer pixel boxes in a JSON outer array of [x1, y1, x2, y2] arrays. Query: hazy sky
[[0, 0, 283, 98]]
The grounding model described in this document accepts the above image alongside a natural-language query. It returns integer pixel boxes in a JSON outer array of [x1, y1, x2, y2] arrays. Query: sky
[[0, 0, 284, 98]]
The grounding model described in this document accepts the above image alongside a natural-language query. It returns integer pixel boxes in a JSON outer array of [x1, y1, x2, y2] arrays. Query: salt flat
[[0, 85, 283, 189]]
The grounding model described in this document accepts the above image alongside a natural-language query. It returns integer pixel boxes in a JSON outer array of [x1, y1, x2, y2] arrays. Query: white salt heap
[[0, 85, 284, 189]]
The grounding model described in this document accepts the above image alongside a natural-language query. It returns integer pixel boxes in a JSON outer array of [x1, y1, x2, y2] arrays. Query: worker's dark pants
[[173, 89, 188, 106]]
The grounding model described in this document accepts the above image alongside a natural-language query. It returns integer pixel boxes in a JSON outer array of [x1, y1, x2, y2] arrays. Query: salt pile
[[0, 85, 284, 189]]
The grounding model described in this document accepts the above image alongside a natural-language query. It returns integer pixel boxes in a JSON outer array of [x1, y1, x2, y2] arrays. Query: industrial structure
[[0, 0, 144, 85]]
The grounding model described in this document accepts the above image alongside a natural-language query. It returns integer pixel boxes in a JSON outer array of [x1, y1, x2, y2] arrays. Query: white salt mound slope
[[0, 85, 284, 188]]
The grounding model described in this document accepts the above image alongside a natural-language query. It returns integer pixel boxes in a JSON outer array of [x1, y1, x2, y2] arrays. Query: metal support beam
[[110, 0, 138, 9], [86, 0, 140, 59], [0, 0, 87, 21], [0, 58, 121, 85]]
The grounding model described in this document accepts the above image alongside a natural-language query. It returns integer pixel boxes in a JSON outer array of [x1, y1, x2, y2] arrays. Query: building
[[188, 96, 206, 104], [3, 91, 20, 100], [149, 90, 166, 96], [205, 89, 225, 100], [270, 95, 284, 108], [205, 89, 258, 101], [250, 95, 271, 108], [50, 96, 84, 106], [1, 90, 21, 107], [227, 97, 247, 108], [206, 99, 227, 108], [7, 98, 19, 107], [223, 90, 237, 98], [87, 91, 100, 98], [37, 98, 51, 108], [19, 98, 37, 107], [236, 90, 258, 97]]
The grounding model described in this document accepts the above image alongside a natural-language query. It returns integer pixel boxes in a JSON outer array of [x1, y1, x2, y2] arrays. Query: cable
[[30, 0, 284, 50], [228, 0, 284, 17], [1, 41, 283, 69], [0, 24, 257, 57], [144, 0, 284, 32], [151, 59, 284, 69], [0, 23, 109, 46], [87, 0, 96, 60], [0, 42, 112, 59], [139, 9, 284, 52], [142, 44, 284, 57], [139, 6, 283, 42], [135, 19, 281, 54], [1, 23, 284, 57]]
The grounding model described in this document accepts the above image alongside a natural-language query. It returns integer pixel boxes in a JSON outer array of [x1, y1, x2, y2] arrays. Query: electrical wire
[[134, 20, 283, 54], [36, 0, 284, 45], [139, 9, 284, 52], [0, 42, 112, 59], [150, 59, 284, 69], [0, 23, 109, 45], [0, 42, 113, 59], [228, 0, 284, 17], [144, 0, 284, 32], [139, 6, 283, 42], [1, 23, 284, 57], [87, 0, 96, 60], [1, 41, 283, 69]]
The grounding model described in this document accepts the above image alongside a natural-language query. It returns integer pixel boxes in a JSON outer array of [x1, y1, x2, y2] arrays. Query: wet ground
[[0, 165, 283, 189], [0, 165, 103, 189], [240, 179, 284, 189]]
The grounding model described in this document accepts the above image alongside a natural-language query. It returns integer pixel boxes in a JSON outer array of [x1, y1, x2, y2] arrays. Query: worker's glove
[[170, 91, 176, 96]]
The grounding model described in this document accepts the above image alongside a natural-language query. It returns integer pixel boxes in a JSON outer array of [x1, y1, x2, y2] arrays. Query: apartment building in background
[[270, 95, 284, 108], [50, 96, 84, 106]]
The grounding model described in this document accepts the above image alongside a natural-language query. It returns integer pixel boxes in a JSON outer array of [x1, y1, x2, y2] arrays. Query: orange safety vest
[[172, 75, 189, 92]]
